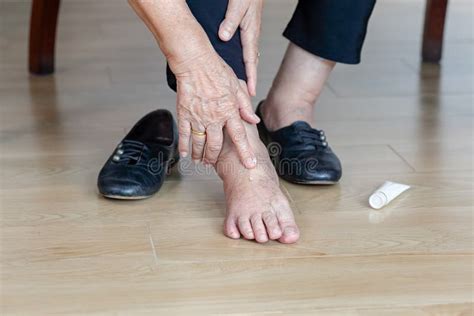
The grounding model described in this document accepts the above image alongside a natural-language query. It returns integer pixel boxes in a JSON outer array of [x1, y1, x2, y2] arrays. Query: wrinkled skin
[[219, 0, 264, 97], [175, 53, 260, 167], [129, 0, 300, 244], [176, 0, 265, 167], [216, 99, 300, 244], [128, 0, 263, 169]]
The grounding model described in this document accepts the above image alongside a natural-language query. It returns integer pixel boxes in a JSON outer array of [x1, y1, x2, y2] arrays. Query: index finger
[[241, 23, 260, 96], [226, 117, 257, 169]]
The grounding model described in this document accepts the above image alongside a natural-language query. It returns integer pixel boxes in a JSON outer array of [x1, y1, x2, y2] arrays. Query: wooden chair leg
[[29, 0, 61, 75], [422, 0, 448, 63]]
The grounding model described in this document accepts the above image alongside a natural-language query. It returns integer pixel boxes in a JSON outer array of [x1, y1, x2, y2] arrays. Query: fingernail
[[253, 114, 260, 122], [180, 152, 188, 158], [222, 30, 231, 40], [246, 157, 257, 167]]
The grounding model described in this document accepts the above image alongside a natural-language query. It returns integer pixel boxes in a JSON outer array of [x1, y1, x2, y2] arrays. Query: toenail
[[284, 227, 298, 235]]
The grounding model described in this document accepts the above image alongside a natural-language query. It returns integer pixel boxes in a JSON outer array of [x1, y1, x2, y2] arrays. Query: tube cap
[[369, 192, 387, 210]]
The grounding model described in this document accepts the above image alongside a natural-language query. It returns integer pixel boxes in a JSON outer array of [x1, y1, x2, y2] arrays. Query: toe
[[250, 214, 268, 243], [277, 213, 300, 244], [279, 225, 300, 244], [238, 217, 255, 240], [262, 211, 282, 240], [224, 217, 240, 239]]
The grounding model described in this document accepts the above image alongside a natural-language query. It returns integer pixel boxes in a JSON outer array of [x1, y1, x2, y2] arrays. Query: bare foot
[[215, 121, 300, 244]]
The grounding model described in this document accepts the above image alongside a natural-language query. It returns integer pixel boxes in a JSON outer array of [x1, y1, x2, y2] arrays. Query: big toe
[[274, 200, 299, 243], [278, 219, 300, 244]]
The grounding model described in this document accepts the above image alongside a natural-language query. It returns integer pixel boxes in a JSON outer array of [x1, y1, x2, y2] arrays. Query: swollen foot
[[215, 124, 300, 244]]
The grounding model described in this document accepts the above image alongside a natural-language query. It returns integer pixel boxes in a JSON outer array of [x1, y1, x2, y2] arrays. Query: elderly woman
[[98, 0, 375, 243]]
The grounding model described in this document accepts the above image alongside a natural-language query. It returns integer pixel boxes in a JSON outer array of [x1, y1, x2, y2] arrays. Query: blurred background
[[1, 0, 473, 314]]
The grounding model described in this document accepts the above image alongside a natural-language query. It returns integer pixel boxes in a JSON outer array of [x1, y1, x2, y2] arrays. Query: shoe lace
[[291, 128, 328, 151], [111, 140, 144, 165]]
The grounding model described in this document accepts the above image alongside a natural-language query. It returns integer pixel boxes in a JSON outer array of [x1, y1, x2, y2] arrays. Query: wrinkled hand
[[175, 52, 260, 168], [219, 0, 263, 97]]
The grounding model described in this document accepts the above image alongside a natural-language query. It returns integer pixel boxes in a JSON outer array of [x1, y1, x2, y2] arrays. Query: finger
[[178, 119, 191, 158], [203, 124, 224, 165], [237, 81, 260, 124], [226, 117, 256, 169], [219, 0, 247, 41], [241, 3, 261, 97], [191, 123, 206, 163], [242, 31, 259, 97]]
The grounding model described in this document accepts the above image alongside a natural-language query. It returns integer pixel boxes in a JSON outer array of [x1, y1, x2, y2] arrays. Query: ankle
[[216, 123, 270, 173], [261, 97, 315, 131]]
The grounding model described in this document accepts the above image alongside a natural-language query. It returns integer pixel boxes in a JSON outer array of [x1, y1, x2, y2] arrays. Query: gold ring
[[191, 129, 206, 136]]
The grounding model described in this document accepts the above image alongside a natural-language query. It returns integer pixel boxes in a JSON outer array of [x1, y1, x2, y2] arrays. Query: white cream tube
[[369, 181, 410, 210]]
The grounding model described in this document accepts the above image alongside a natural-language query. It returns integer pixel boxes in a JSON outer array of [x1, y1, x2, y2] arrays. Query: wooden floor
[[1, 0, 473, 315]]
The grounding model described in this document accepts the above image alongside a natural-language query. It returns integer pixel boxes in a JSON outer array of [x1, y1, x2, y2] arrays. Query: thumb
[[219, 0, 247, 41]]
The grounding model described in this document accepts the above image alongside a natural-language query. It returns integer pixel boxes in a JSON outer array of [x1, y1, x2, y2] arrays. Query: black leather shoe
[[256, 102, 342, 184], [98, 109, 179, 199]]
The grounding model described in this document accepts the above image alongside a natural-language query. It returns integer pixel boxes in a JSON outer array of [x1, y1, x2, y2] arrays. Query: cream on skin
[[369, 181, 411, 210]]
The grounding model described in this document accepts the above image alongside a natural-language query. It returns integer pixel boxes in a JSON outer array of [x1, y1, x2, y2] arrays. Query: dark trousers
[[167, 0, 376, 91]]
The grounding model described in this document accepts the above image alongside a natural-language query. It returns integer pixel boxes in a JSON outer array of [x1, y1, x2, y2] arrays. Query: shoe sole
[[99, 157, 179, 200], [280, 177, 338, 185], [101, 194, 153, 200]]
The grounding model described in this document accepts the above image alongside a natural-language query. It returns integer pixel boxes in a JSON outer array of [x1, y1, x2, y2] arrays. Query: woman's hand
[[219, 0, 264, 97], [128, 0, 260, 168], [174, 51, 260, 168]]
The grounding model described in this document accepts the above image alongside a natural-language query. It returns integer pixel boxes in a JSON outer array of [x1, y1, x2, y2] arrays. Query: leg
[[166, 0, 246, 91], [422, 0, 448, 63], [163, 1, 297, 242], [216, 87, 300, 244], [262, 0, 376, 130], [262, 43, 335, 131], [29, 0, 61, 75]]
